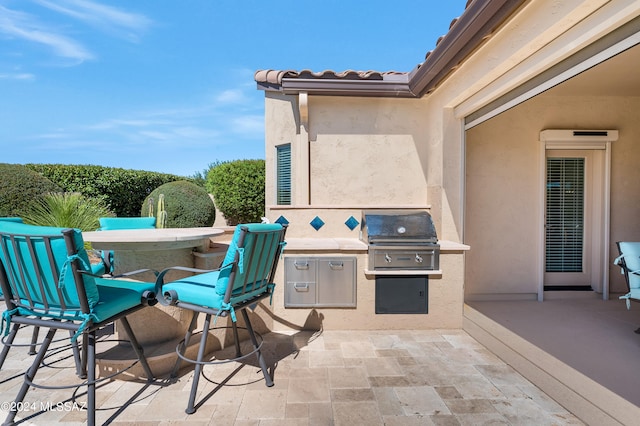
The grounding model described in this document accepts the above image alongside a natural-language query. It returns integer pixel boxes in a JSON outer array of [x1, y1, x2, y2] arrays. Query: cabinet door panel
[[317, 258, 356, 307]]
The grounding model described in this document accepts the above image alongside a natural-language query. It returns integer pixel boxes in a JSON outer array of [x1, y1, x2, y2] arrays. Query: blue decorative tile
[[310, 216, 325, 231], [275, 215, 289, 225], [345, 216, 359, 231]]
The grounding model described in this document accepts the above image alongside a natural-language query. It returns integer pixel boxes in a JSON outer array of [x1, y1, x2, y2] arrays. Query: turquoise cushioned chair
[[0, 218, 41, 358], [97, 217, 157, 273], [98, 216, 157, 230], [154, 223, 287, 414], [0, 221, 157, 426], [0, 218, 102, 358], [614, 242, 640, 333]]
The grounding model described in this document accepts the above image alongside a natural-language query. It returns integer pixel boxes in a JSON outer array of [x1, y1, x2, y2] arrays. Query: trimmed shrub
[[206, 160, 265, 225], [0, 163, 62, 217], [141, 180, 216, 228]]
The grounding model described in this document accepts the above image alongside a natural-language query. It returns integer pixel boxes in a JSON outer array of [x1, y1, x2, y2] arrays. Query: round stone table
[[83, 227, 225, 377]]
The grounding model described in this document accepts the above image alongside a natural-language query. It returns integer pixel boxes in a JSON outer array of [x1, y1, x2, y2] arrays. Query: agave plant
[[20, 192, 113, 231]]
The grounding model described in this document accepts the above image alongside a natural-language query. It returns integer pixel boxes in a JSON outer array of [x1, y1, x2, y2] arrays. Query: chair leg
[[118, 317, 155, 381], [28, 326, 40, 355], [0, 323, 20, 369], [78, 331, 89, 379], [241, 309, 273, 387], [171, 311, 199, 379], [186, 313, 212, 415], [87, 330, 96, 426], [69, 330, 85, 379], [5, 327, 56, 425], [232, 321, 242, 358]]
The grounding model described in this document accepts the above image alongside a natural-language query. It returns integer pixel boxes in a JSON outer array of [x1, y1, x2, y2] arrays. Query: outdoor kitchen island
[[264, 233, 469, 332]]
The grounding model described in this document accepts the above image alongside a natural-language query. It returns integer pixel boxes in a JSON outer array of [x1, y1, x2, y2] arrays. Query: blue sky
[[1, 0, 468, 177]]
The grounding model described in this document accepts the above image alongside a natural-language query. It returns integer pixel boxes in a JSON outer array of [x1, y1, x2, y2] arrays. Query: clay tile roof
[[253, 69, 299, 85], [255, 0, 527, 97], [254, 69, 407, 86], [254, 2, 474, 90]]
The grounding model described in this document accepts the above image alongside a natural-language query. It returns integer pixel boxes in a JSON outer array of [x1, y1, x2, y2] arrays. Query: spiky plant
[[20, 192, 113, 231]]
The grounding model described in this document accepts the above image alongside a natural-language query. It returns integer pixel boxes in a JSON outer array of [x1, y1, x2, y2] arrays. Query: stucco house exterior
[[255, 0, 639, 318], [252, 1, 640, 421]]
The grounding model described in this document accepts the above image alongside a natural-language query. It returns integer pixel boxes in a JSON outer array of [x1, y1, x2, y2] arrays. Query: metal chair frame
[[155, 224, 287, 414], [0, 226, 156, 425]]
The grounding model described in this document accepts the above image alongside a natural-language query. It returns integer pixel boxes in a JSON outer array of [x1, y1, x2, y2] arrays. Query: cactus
[[147, 197, 154, 218], [156, 194, 167, 228]]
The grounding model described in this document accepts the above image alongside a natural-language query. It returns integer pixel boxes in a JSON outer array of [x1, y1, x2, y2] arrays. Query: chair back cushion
[[0, 217, 23, 223], [98, 217, 157, 230], [618, 242, 640, 290], [218, 223, 285, 302], [0, 221, 99, 314]]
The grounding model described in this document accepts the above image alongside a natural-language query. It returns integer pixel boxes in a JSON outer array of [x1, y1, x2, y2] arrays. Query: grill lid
[[361, 210, 438, 244]]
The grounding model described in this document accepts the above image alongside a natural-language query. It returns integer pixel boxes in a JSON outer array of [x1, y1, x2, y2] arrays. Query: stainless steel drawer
[[285, 281, 317, 307], [284, 257, 356, 308]]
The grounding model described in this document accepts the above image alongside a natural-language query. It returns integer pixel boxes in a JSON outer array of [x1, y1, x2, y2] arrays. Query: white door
[[544, 150, 605, 291]]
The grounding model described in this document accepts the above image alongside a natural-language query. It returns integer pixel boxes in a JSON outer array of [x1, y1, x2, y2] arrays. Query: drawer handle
[[329, 261, 344, 270], [294, 261, 309, 269], [293, 283, 309, 292]]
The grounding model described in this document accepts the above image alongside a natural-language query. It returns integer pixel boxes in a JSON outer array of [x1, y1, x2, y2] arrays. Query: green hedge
[[206, 160, 265, 225], [26, 164, 186, 217], [0, 163, 62, 217]]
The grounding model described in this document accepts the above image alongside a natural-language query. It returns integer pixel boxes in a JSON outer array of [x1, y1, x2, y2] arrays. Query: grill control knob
[[384, 254, 392, 263], [415, 254, 423, 263]]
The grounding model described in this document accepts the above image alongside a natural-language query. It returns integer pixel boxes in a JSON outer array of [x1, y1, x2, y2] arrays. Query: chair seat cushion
[[162, 271, 270, 312], [617, 242, 640, 290], [92, 278, 156, 323], [627, 289, 640, 300], [91, 262, 107, 276], [162, 271, 225, 310], [13, 279, 154, 324]]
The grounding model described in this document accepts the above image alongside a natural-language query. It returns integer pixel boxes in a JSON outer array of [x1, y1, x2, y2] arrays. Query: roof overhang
[[279, 75, 414, 98], [256, 0, 529, 98], [409, 0, 528, 97]]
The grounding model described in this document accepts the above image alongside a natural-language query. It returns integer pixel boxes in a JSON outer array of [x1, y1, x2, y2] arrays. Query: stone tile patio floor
[[0, 326, 584, 425]]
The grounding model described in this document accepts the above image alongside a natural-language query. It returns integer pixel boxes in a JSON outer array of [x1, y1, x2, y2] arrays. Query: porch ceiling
[[547, 43, 640, 97]]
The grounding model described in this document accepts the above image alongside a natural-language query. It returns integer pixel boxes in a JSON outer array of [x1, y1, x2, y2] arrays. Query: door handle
[[328, 261, 343, 270]]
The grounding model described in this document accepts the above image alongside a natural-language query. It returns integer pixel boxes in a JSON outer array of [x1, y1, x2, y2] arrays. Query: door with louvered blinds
[[544, 150, 602, 289]]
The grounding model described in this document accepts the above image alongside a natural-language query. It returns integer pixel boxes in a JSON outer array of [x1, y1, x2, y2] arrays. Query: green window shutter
[[276, 144, 291, 205]]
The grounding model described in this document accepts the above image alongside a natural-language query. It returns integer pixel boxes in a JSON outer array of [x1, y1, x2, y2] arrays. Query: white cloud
[[0, 1, 152, 64], [231, 115, 264, 136], [215, 89, 248, 105], [0, 5, 94, 61], [32, 0, 152, 41], [0, 72, 35, 80]]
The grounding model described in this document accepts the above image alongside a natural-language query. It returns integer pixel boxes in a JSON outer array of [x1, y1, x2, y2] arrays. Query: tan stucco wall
[[307, 96, 428, 206], [263, 92, 463, 242], [267, 251, 466, 332], [465, 94, 640, 298], [264, 93, 433, 230]]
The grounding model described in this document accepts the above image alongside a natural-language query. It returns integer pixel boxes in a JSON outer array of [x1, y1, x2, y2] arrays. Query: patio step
[[463, 303, 638, 426]]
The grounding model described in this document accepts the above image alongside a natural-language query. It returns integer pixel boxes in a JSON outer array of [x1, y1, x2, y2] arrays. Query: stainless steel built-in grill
[[361, 210, 440, 271]]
